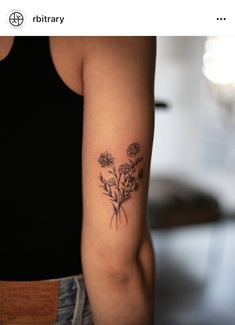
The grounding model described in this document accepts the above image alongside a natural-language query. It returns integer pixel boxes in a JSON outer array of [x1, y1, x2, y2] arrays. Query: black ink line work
[[98, 143, 144, 230]]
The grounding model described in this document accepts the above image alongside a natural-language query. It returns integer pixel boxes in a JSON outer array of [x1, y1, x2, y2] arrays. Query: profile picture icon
[[8, 10, 25, 28]]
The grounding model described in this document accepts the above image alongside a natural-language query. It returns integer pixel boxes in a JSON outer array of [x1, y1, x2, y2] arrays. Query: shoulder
[[51, 36, 156, 97], [81, 36, 156, 62], [50, 36, 156, 63], [52, 36, 156, 74], [81, 36, 156, 49], [81, 37, 156, 90]]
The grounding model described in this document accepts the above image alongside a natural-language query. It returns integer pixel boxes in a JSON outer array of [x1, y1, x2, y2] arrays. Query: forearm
[[83, 235, 155, 325]]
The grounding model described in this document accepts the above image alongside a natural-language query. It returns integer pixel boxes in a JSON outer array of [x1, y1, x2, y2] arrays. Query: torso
[[0, 36, 85, 280], [0, 36, 84, 96]]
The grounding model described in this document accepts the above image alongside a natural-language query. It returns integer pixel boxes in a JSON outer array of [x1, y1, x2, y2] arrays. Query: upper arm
[[81, 36, 156, 272]]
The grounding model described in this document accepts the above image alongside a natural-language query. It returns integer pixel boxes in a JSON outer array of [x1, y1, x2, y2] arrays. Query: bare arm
[[81, 36, 156, 325]]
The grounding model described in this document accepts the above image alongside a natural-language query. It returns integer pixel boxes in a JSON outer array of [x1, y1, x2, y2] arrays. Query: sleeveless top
[[0, 36, 84, 280]]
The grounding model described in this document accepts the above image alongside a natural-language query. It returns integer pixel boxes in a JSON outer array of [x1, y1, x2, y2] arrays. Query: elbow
[[101, 247, 154, 290], [96, 237, 155, 287], [102, 259, 140, 286]]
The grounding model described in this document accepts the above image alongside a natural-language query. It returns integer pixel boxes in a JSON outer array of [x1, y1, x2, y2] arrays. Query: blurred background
[[148, 36, 235, 325]]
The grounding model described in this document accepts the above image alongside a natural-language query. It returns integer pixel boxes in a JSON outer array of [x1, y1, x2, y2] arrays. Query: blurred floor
[[151, 219, 235, 325]]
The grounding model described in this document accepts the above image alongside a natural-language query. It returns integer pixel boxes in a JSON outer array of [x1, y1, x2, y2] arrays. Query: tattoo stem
[[120, 205, 128, 224], [111, 162, 121, 203]]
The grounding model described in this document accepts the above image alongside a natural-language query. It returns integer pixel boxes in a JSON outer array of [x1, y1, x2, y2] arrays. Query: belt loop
[[72, 276, 86, 325]]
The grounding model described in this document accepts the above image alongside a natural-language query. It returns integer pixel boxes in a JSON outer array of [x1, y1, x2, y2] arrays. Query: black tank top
[[0, 36, 84, 280]]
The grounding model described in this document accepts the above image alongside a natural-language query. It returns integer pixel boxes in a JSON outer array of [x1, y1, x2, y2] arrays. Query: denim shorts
[[54, 274, 93, 325]]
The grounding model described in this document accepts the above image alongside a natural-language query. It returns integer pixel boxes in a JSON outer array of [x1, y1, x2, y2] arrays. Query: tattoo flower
[[128, 176, 135, 183], [98, 151, 114, 167], [134, 184, 139, 191], [118, 163, 131, 174], [107, 178, 116, 186], [98, 142, 144, 230], [127, 143, 140, 157]]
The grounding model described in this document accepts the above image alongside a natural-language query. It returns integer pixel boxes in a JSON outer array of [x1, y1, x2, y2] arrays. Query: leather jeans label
[[0, 280, 59, 325]]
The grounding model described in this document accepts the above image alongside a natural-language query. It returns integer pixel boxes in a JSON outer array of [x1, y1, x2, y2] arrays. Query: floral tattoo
[[98, 143, 144, 230]]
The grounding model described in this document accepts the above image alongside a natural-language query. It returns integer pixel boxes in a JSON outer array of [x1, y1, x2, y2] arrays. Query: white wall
[[150, 36, 235, 213]]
